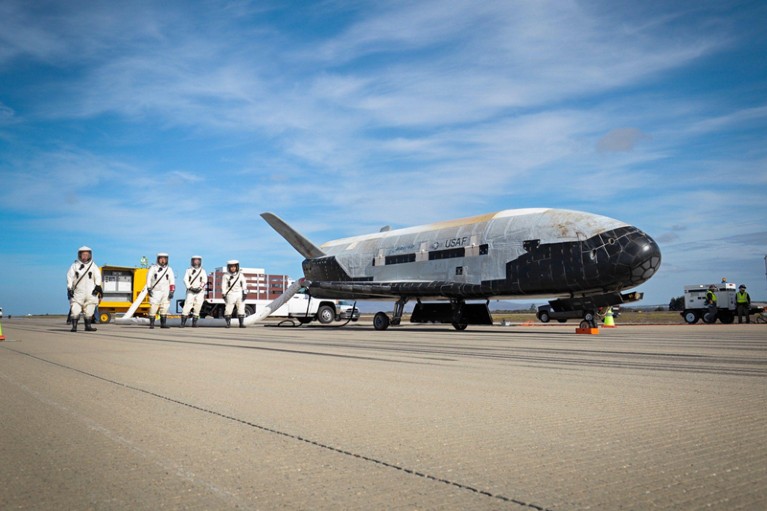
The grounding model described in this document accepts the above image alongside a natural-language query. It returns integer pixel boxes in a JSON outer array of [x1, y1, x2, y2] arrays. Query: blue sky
[[1, 0, 766, 315]]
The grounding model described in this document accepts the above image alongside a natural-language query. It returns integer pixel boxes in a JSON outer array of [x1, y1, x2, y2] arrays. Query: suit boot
[[180, 315, 187, 328], [150, 317, 155, 329], [238, 315, 246, 328], [70, 318, 79, 332], [192, 317, 198, 328], [225, 316, 231, 328], [84, 319, 97, 331], [160, 315, 169, 329]]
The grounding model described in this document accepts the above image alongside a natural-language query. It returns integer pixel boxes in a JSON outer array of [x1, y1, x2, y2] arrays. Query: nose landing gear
[[579, 311, 598, 329]]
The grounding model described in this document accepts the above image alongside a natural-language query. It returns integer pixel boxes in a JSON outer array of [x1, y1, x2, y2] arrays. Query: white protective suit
[[146, 263, 176, 316], [66, 258, 102, 318], [222, 268, 248, 317], [182, 263, 207, 318]]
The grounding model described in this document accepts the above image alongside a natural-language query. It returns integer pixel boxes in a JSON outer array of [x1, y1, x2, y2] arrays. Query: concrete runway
[[1, 318, 765, 510]]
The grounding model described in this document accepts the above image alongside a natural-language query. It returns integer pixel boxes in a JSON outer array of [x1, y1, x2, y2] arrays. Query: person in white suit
[[146, 252, 175, 329], [181, 255, 206, 328], [222, 260, 248, 328], [66, 246, 102, 332]]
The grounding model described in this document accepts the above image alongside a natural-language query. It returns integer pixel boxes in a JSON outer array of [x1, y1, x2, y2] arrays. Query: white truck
[[270, 289, 359, 324], [177, 267, 359, 324], [680, 283, 759, 324]]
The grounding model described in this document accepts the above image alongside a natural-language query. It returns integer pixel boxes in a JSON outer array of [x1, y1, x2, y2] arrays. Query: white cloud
[[171, 171, 204, 183], [0, 101, 15, 123], [688, 105, 767, 135], [304, 1, 723, 129], [0, 1, 168, 67]]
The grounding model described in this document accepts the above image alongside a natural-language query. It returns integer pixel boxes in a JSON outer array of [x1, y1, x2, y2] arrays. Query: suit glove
[[242, 291, 247, 300], [168, 291, 174, 300], [67, 289, 74, 300], [92, 285, 102, 297]]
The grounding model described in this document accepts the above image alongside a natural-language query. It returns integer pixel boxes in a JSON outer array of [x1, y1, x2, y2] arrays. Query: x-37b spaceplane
[[262, 208, 661, 330]]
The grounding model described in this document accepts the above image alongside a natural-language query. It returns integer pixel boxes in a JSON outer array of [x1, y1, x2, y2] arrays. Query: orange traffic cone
[[0, 320, 5, 341], [603, 307, 617, 328]]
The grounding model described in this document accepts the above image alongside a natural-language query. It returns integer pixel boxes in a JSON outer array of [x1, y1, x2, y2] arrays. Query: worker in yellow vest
[[736, 284, 751, 324], [704, 284, 718, 323]]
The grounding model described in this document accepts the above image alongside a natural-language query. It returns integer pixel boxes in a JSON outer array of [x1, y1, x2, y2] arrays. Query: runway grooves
[[2, 345, 554, 511]]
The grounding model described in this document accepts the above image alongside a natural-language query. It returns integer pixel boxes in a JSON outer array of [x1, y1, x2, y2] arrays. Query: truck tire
[[317, 305, 335, 324], [683, 310, 699, 324], [538, 311, 550, 323], [702, 310, 717, 324]]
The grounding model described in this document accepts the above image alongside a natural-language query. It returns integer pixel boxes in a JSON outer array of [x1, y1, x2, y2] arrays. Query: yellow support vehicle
[[97, 265, 150, 323]]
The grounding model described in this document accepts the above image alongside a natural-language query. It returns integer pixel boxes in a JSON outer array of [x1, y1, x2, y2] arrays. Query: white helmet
[[77, 246, 93, 263], [191, 255, 202, 267], [227, 260, 240, 272], [157, 252, 169, 266]]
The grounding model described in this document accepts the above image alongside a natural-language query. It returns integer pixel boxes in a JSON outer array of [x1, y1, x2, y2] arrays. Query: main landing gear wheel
[[373, 312, 390, 331], [452, 322, 468, 331], [579, 320, 592, 329]]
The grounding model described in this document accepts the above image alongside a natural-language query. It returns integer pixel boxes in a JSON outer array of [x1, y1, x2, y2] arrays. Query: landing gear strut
[[391, 298, 407, 326]]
